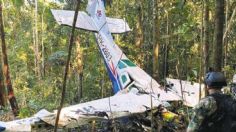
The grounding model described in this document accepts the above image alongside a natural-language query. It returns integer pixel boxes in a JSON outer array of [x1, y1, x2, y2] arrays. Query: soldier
[[187, 72, 236, 132]]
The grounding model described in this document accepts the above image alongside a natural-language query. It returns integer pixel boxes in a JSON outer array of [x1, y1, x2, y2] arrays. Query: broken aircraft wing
[[166, 78, 204, 107], [0, 93, 166, 131], [51, 9, 131, 33]]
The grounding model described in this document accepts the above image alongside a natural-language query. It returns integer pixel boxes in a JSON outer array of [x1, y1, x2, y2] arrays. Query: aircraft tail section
[[51, 0, 128, 93], [51, 0, 182, 101], [86, 0, 131, 33], [86, 0, 107, 31]]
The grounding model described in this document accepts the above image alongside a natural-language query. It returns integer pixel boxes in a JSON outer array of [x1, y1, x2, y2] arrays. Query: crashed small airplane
[[0, 0, 203, 131]]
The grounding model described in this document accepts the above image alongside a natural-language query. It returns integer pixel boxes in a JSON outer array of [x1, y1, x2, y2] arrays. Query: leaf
[[192, 69, 198, 77], [48, 51, 68, 66], [11, 0, 24, 8], [177, 0, 186, 9]]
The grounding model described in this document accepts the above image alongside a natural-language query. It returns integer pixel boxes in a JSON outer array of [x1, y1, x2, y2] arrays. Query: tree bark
[[0, 62, 6, 107], [75, 36, 83, 101], [34, 0, 41, 77], [213, 0, 224, 71], [143, 0, 154, 75], [152, 0, 160, 81], [223, 4, 236, 42], [135, 1, 145, 68], [224, 4, 236, 68], [163, 12, 169, 79], [203, 0, 210, 97], [78, 73, 83, 99], [41, 7, 46, 77], [0, 3, 19, 115], [203, 0, 210, 75], [135, 1, 143, 47]]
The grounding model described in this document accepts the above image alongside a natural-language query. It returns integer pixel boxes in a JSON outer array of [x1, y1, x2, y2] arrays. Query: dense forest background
[[0, 0, 236, 118]]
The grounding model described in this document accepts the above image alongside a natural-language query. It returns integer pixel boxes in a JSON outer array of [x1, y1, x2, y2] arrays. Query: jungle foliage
[[0, 0, 235, 123]]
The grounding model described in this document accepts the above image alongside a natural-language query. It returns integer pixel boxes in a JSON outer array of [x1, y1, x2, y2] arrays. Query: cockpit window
[[121, 75, 127, 83], [122, 59, 136, 67], [118, 61, 127, 69]]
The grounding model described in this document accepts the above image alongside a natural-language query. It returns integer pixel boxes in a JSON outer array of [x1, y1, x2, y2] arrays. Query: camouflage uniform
[[187, 96, 217, 132]]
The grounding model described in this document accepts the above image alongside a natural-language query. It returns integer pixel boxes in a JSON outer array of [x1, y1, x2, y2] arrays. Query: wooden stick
[[53, 0, 81, 131]]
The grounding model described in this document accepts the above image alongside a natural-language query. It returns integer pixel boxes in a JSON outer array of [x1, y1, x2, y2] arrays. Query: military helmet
[[204, 72, 227, 88]]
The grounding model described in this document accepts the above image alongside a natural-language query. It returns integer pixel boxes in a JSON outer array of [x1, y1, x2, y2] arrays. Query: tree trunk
[[163, 12, 169, 79], [224, 3, 236, 68], [203, 0, 210, 75], [224, 0, 229, 69], [54, 0, 81, 131], [213, 0, 224, 71], [0, 62, 6, 107], [135, 0, 145, 68], [135, 1, 143, 47], [152, 0, 160, 81], [41, 8, 46, 77], [34, 0, 41, 77], [203, 0, 210, 97], [0, 3, 19, 115], [78, 73, 83, 99], [75, 36, 83, 101], [223, 5, 236, 42], [100, 72, 104, 98], [144, 0, 154, 75]]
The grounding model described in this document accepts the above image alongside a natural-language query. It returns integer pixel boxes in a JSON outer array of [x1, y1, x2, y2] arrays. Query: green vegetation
[[0, 0, 235, 122]]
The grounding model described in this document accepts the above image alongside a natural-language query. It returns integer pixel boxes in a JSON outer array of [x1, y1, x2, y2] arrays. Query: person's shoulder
[[199, 96, 216, 106], [194, 96, 217, 112]]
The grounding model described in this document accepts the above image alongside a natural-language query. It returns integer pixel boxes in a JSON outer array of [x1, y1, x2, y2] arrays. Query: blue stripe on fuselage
[[104, 61, 121, 93], [95, 33, 121, 93]]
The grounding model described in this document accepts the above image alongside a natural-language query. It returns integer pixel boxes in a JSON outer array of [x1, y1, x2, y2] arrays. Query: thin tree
[[34, 0, 41, 77], [224, 2, 236, 68], [54, 0, 81, 131], [152, 0, 160, 81], [135, 0, 143, 47], [163, 11, 169, 79], [75, 36, 83, 101], [0, 2, 19, 115], [203, 0, 210, 96], [0, 61, 6, 107], [224, 0, 229, 69], [41, 6, 46, 77], [213, 0, 224, 71], [0, 33, 5, 107], [203, 0, 210, 75], [143, 0, 153, 74]]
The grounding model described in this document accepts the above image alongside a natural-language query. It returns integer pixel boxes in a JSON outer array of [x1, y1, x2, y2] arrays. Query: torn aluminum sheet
[[0, 109, 53, 131], [166, 78, 204, 107], [0, 92, 168, 131], [40, 92, 167, 128]]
